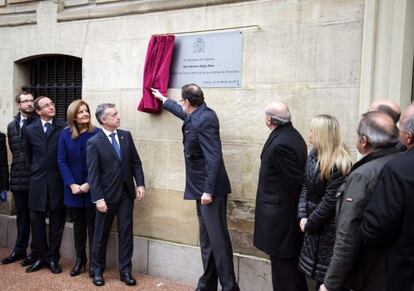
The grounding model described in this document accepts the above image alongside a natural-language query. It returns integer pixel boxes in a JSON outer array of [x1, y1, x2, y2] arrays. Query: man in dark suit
[[360, 104, 414, 291], [87, 103, 145, 287], [253, 102, 308, 291], [23, 96, 66, 274], [152, 84, 239, 291], [2, 91, 37, 266]]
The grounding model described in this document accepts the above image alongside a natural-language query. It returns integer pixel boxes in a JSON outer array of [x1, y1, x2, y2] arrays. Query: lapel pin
[[346, 198, 353, 202]]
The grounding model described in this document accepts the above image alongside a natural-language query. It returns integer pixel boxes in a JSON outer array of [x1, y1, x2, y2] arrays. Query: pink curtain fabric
[[138, 35, 175, 113]]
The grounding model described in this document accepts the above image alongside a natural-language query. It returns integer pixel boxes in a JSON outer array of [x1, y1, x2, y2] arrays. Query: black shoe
[[70, 258, 86, 276], [21, 253, 37, 267], [26, 260, 46, 272], [120, 272, 137, 286], [49, 261, 62, 274], [89, 270, 94, 278], [93, 274, 105, 286], [1, 251, 26, 264]]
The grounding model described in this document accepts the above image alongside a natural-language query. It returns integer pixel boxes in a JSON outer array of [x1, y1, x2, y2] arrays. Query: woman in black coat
[[298, 115, 352, 290]]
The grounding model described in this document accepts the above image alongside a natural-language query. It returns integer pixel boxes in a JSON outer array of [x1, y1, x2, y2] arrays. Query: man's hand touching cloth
[[151, 88, 167, 102]]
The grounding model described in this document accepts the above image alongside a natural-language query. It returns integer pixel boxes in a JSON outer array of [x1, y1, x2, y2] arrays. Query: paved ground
[[0, 247, 194, 291]]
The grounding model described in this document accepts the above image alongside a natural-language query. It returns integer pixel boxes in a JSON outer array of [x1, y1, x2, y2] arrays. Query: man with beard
[[1, 91, 37, 266]]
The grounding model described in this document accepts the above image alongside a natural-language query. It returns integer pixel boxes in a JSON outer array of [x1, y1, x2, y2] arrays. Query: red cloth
[[138, 35, 175, 113]]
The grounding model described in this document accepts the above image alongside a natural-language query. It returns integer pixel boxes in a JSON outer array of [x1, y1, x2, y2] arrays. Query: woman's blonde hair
[[67, 100, 95, 139], [310, 114, 352, 180]]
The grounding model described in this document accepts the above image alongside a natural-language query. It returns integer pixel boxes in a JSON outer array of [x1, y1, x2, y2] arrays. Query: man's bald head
[[368, 99, 401, 124], [400, 104, 414, 129], [265, 101, 291, 126]]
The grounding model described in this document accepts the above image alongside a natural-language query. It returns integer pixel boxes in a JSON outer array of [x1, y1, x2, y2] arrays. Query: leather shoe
[[1, 251, 26, 264], [21, 253, 37, 267], [70, 258, 86, 276], [26, 260, 46, 273], [93, 274, 105, 286], [120, 272, 136, 286], [49, 261, 62, 274]]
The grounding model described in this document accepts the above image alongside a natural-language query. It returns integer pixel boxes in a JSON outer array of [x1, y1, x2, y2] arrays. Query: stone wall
[[0, 0, 364, 257]]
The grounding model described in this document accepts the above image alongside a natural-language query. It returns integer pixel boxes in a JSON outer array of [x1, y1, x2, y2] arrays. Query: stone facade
[[0, 0, 365, 258], [0, 0, 412, 267]]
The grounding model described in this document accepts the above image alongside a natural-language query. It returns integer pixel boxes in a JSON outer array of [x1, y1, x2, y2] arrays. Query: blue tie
[[110, 132, 121, 159], [44, 122, 52, 138]]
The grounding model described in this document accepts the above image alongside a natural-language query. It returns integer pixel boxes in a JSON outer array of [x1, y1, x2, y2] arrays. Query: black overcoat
[[298, 149, 345, 283], [361, 148, 414, 291], [0, 132, 9, 190], [23, 118, 66, 211], [253, 122, 307, 258]]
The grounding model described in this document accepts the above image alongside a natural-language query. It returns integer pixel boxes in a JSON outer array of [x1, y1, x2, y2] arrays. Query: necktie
[[20, 118, 26, 129], [109, 132, 121, 159], [44, 122, 52, 138]]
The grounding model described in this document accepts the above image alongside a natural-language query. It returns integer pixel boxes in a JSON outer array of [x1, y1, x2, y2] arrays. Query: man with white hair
[[254, 102, 308, 291], [320, 111, 400, 291], [360, 104, 414, 291]]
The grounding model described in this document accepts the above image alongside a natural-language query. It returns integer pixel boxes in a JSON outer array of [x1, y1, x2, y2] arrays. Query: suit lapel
[[32, 119, 47, 142], [118, 130, 127, 163], [99, 130, 121, 162], [260, 128, 280, 158]]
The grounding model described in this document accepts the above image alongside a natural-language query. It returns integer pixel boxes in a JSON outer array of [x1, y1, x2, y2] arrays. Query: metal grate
[[25, 55, 82, 120]]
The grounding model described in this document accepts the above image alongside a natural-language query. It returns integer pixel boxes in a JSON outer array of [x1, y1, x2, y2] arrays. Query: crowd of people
[[0, 84, 413, 291]]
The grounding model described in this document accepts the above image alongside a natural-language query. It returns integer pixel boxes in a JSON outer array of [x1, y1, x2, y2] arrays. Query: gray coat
[[324, 148, 400, 291]]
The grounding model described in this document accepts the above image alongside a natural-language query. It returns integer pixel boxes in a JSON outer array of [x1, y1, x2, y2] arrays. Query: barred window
[[23, 55, 82, 120]]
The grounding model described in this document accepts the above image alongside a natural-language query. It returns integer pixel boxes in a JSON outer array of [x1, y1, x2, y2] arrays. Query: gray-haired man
[[254, 102, 308, 291], [87, 103, 145, 287], [321, 111, 400, 291]]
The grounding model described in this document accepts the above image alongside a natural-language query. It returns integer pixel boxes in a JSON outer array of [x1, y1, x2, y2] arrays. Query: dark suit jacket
[[253, 122, 307, 258], [86, 129, 144, 203], [361, 148, 414, 291], [23, 118, 66, 211], [0, 132, 9, 190], [163, 100, 231, 200]]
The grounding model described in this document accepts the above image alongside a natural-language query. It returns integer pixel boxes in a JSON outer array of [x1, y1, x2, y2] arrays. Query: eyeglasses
[[39, 101, 55, 109], [20, 99, 34, 104]]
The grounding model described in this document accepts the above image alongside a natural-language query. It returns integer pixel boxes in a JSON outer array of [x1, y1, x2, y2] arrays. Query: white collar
[[101, 127, 117, 137], [41, 119, 53, 127]]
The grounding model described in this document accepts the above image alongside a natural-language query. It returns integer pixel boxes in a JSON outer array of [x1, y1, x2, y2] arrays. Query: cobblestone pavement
[[0, 248, 194, 291]]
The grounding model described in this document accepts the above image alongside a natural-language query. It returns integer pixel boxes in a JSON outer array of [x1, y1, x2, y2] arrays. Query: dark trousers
[[91, 193, 133, 275], [13, 191, 35, 254], [270, 256, 308, 291], [71, 207, 95, 260], [195, 196, 239, 291], [30, 208, 65, 263]]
